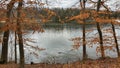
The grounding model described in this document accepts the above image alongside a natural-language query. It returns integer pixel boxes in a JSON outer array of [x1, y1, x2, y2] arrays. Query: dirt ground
[[0, 58, 120, 68]]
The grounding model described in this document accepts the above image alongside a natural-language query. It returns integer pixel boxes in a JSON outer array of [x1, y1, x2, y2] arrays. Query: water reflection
[[0, 24, 119, 64], [24, 24, 118, 64]]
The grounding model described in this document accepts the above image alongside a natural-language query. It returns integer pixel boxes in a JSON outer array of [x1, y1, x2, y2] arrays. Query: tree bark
[[96, 0, 105, 58], [80, 0, 86, 9], [83, 21, 87, 60], [17, 0, 24, 68], [1, 31, 9, 63], [96, 22, 105, 58], [107, 11, 120, 57], [14, 31, 17, 63], [97, 0, 101, 12], [83, 0, 86, 9], [111, 23, 120, 57], [108, 12, 120, 57], [80, 0, 87, 60], [1, 0, 16, 63]]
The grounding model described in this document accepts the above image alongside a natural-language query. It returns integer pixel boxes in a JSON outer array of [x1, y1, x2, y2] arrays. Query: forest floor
[[0, 58, 120, 68]]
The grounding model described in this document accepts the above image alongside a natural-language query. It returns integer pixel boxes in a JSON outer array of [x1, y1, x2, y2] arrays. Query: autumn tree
[[17, 0, 25, 68], [79, 0, 88, 60], [0, 0, 53, 66], [96, 0, 120, 58], [81, 7, 87, 60], [1, 0, 16, 63], [96, 0, 105, 58], [106, 8, 120, 57], [67, 11, 90, 60], [111, 21, 120, 57]]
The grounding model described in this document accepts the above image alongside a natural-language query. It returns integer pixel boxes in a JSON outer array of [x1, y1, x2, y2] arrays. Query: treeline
[[23, 7, 120, 24], [50, 8, 80, 23], [37, 8, 80, 24], [23, 8, 80, 24], [1, 8, 120, 24]]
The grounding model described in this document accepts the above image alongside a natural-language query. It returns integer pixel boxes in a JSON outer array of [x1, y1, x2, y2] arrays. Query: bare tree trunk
[[111, 23, 120, 57], [107, 11, 120, 57], [14, 31, 17, 63], [80, 0, 86, 9], [97, 0, 101, 12], [108, 12, 120, 57], [96, 22, 105, 58], [1, 31, 9, 63], [1, 0, 16, 63], [80, 0, 87, 60], [83, 0, 86, 9], [17, 0, 24, 68], [96, 0, 105, 58], [83, 1, 87, 60], [83, 21, 87, 60]]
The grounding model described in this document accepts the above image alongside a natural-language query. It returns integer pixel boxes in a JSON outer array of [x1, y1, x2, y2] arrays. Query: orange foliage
[[70, 37, 82, 50], [95, 18, 113, 23], [96, 46, 115, 54], [38, 9, 56, 23], [68, 13, 90, 21]]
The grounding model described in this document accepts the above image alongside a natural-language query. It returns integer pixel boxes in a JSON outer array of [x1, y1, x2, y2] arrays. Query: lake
[[0, 23, 119, 64]]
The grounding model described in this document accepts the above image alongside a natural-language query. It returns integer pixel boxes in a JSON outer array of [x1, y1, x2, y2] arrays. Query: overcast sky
[[0, 0, 120, 11], [29, 0, 120, 11]]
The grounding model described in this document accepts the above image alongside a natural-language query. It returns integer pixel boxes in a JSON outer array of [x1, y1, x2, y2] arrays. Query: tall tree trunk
[[96, 22, 105, 58], [80, 0, 87, 60], [14, 31, 17, 63], [111, 23, 120, 57], [1, 0, 16, 63], [17, 0, 24, 68], [96, 0, 105, 58], [1, 31, 9, 63], [108, 12, 120, 57], [107, 11, 120, 57], [83, 20, 87, 60]]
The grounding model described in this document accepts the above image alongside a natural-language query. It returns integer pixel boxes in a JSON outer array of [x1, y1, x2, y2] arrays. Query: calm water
[[0, 24, 120, 64]]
